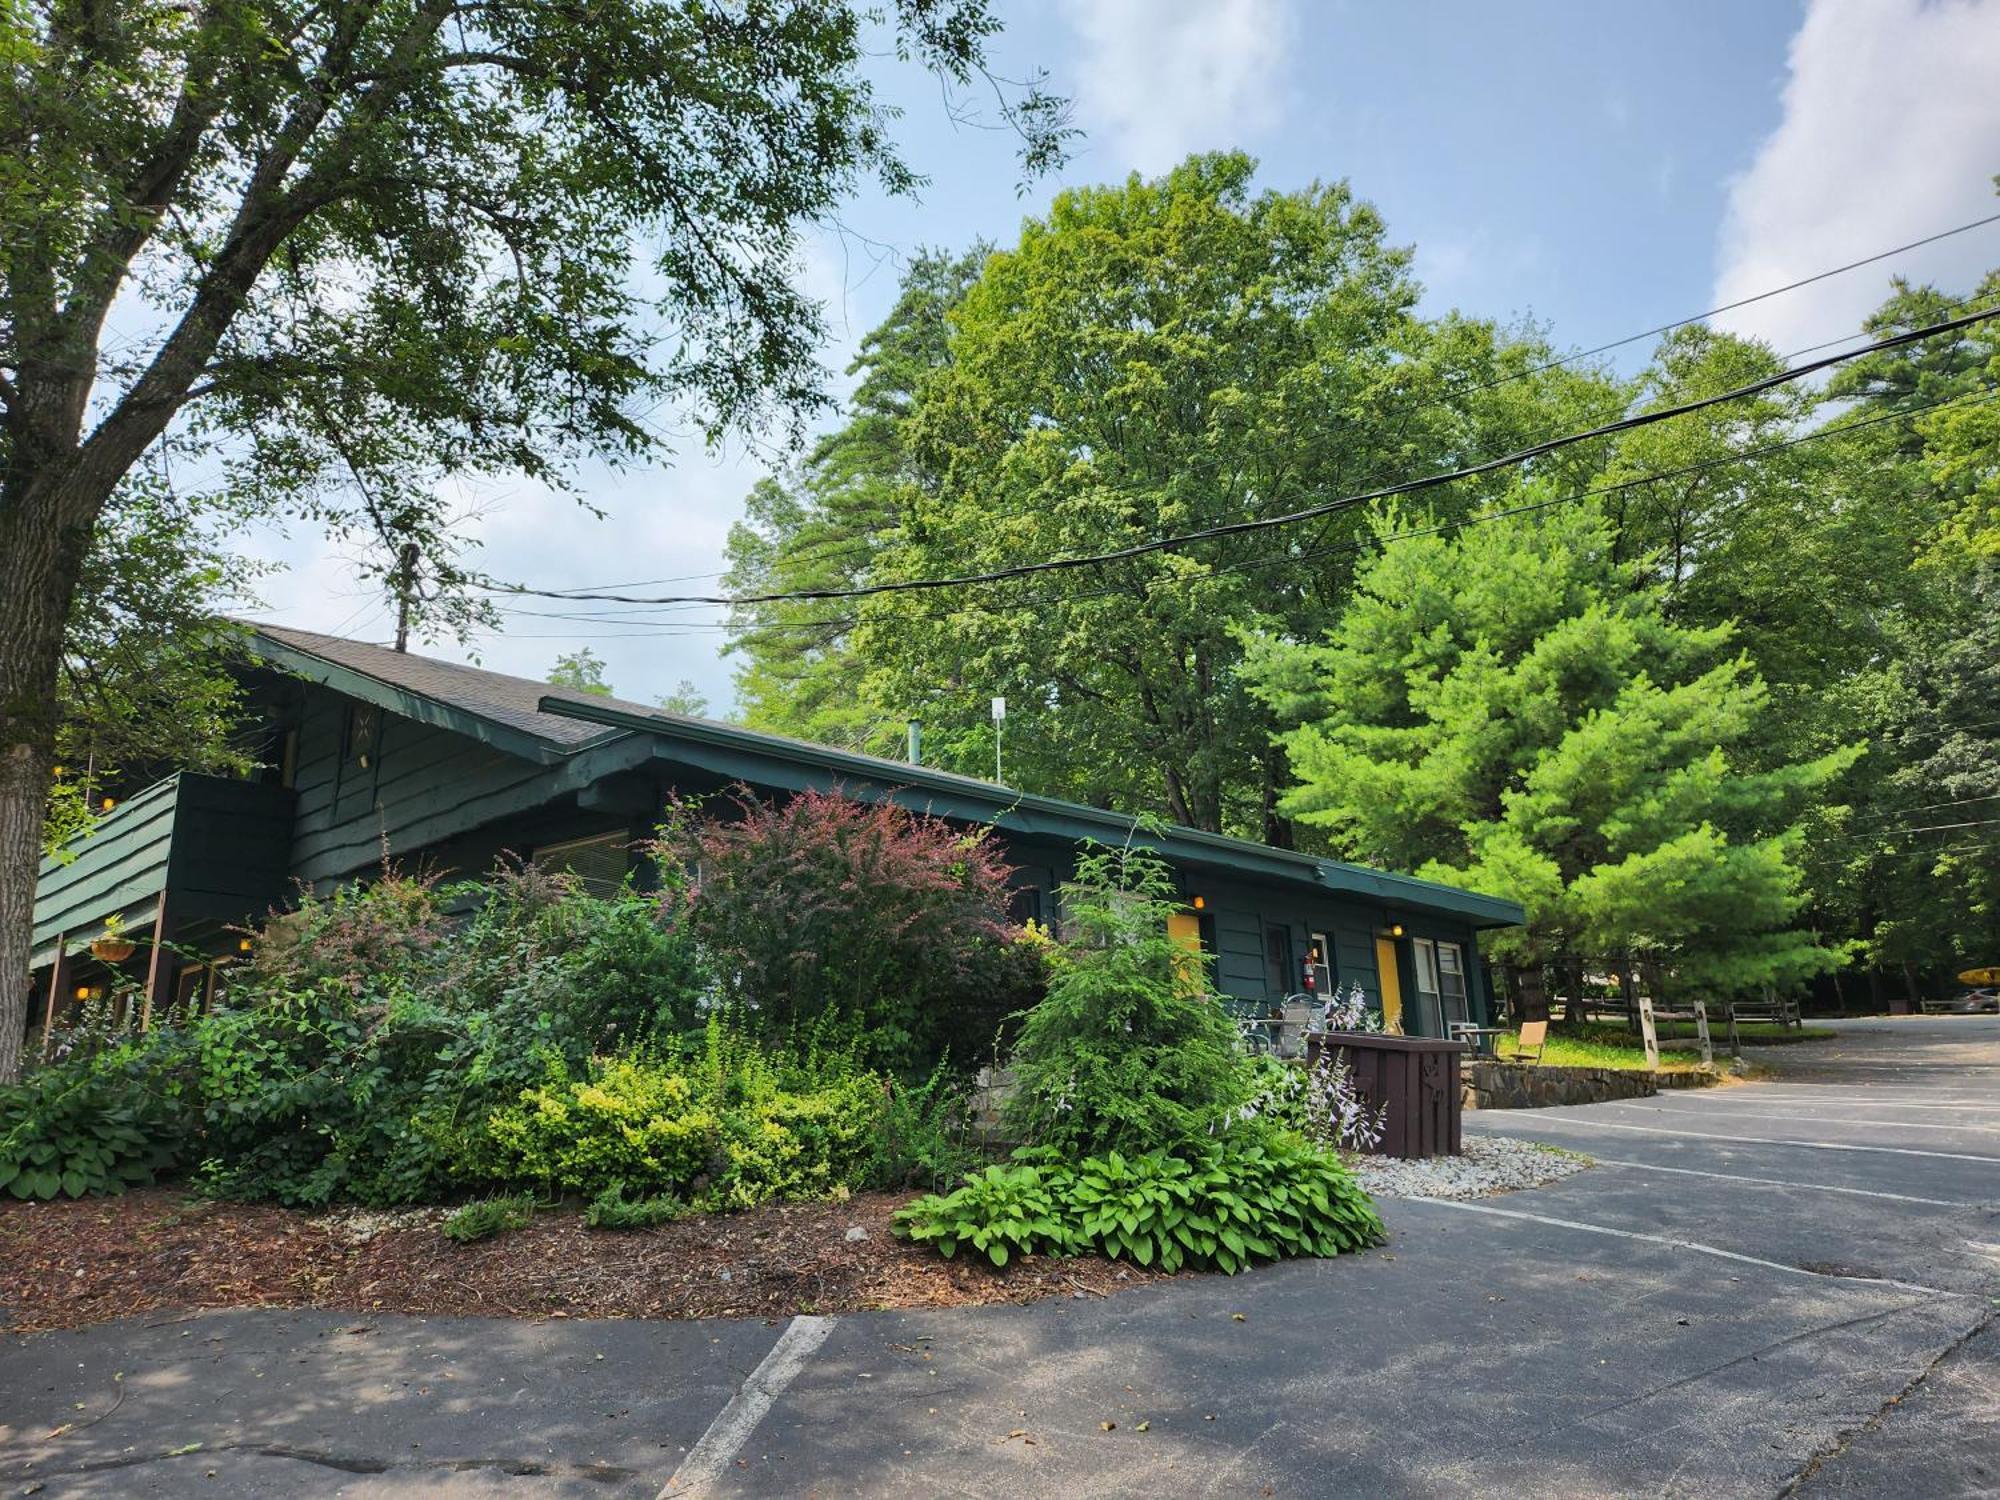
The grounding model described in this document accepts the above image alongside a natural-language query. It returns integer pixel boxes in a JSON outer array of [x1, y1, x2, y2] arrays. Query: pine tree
[[1243, 494, 1856, 1006]]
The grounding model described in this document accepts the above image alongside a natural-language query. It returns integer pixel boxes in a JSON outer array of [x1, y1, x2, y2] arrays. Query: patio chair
[[1509, 1020, 1548, 1064]]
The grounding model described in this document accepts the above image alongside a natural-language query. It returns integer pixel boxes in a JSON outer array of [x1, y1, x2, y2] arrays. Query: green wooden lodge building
[[24, 626, 1524, 1048]]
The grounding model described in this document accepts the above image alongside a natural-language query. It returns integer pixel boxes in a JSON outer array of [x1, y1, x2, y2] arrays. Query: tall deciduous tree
[[724, 245, 987, 751], [831, 154, 1622, 833], [547, 649, 613, 699], [1243, 497, 1854, 1006], [0, 0, 1068, 1080]]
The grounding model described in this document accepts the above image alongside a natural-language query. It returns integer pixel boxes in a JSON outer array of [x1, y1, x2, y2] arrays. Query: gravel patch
[[1351, 1134, 1592, 1200]]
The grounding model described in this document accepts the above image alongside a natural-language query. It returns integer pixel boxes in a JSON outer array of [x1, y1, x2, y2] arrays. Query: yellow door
[[1374, 936, 1404, 1033]]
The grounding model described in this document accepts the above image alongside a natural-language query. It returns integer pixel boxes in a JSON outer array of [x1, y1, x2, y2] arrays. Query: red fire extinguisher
[[1301, 950, 1317, 995]]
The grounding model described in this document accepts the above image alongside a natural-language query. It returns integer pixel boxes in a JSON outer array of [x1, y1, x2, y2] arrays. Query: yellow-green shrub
[[483, 1057, 720, 1196], [474, 1051, 886, 1209]]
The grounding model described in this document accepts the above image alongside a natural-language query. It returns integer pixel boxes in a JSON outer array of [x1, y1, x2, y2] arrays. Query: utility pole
[[392, 541, 419, 653]]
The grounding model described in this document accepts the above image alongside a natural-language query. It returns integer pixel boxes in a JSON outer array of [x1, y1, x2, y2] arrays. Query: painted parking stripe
[[1484, 1117, 2000, 1162], [1601, 1104, 2000, 1135], [1591, 1156, 1985, 1207], [1408, 1197, 1961, 1297], [659, 1315, 836, 1498], [1684, 1097, 2000, 1112]]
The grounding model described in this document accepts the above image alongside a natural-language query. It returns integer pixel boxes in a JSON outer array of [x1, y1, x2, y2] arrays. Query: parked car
[[1939, 988, 2000, 1014]]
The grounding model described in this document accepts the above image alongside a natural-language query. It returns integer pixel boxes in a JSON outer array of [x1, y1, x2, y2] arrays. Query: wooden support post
[[40, 933, 70, 1060], [1692, 1000, 1714, 1067], [140, 891, 172, 1031], [1724, 1000, 1743, 1060]]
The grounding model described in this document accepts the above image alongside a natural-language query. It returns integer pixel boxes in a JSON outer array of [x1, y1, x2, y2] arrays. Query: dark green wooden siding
[[287, 684, 655, 886], [31, 775, 295, 967]]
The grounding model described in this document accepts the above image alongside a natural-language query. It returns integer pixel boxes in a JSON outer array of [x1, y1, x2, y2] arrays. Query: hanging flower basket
[[89, 936, 136, 963]]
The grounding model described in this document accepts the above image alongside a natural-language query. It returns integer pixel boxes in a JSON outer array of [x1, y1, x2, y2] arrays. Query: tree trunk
[[1556, 952, 1588, 1031], [1509, 961, 1548, 1024], [0, 490, 90, 1083]]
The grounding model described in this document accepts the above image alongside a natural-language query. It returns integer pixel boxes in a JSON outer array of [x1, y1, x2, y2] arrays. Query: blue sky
[[240, 0, 2000, 711]]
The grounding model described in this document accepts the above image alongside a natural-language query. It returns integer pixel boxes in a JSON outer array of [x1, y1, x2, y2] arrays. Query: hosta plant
[[0, 1067, 176, 1200], [891, 1160, 1075, 1267]]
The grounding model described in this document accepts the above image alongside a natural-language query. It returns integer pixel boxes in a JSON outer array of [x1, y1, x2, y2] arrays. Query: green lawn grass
[[1493, 1031, 1705, 1071], [1491, 1018, 1835, 1070]]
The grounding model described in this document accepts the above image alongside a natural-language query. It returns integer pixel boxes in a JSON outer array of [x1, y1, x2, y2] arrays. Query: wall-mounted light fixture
[[1191, 894, 1206, 910], [238, 937, 254, 954], [74, 985, 96, 1002], [1389, 922, 1405, 939]]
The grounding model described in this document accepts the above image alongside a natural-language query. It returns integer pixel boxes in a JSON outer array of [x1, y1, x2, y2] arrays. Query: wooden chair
[[1509, 1019, 1548, 1064]]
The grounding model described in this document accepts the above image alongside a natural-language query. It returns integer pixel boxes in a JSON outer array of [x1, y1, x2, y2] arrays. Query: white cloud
[[1712, 0, 2000, 357], [1064, 0, 1297, 174]]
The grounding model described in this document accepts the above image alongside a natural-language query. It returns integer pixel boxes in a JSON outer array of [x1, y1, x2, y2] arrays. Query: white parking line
[[1604, 1104, 2000, 1134], [1591, 1156, 1984, 1207], [1702, 1097, 2000, 1112], [1491, 1117, 2000, 1162], [1408, 1197, 1961, 1296], [659, 1315, 836, 1498]]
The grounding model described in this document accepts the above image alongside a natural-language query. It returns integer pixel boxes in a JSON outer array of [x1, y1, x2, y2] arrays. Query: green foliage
[[893, 1132, 1384, 1274], [547, 649, 614, 698], [0, 1035, 187, 1199], [442, 1195, 537, 1244], [892, 1160, 1074, 1268], [866, 1061, 982, 1192], [732, 154, 1623, 830], [1003, 848, 1247, 1155], [584, 1184, 691, 1230], [193, 865, 710, 1206], [45, 475, 263, 856], [1244, 496, 1855, 998], [469, 1024, 886, 1211]]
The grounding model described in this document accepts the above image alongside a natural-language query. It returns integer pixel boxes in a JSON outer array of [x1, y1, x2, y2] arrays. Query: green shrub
[[892, 1160, 1075, 1267], [866, 1061, 981, 1192], [0, 1029, 194, 1199], [442, 1194, 536, 1243], [1003, 847, 1248, 1156], [482, 1055, 722, 1197], [584, 1184, 690, 1229], [187, 866, 712, 1206], [893, 1131, 1384, 1274], [470, 1025, 887, 1210]]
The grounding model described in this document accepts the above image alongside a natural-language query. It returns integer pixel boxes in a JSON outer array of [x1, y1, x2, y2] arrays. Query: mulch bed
[[0, 1188, 1172, 1336]]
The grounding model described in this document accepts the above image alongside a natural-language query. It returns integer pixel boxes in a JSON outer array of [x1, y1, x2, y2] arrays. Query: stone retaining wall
[[1462, 1059, 1718, 1110]]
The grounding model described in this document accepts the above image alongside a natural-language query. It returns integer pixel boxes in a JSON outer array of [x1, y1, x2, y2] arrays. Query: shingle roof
[[247, 623, 713, 749], [244, 623, 1527, 927]]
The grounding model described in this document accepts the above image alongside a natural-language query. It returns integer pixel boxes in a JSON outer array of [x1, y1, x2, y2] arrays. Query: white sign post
[[1637, 991, 1660, 1073]]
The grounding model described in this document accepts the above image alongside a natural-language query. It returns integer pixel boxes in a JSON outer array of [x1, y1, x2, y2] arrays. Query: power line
[[1455, 209, 2000, 395], [483, 305, 2000, 610], [493, 209, 2000, 601], [470, 378, 2000, 649], [1826, 814, 2000, 844]]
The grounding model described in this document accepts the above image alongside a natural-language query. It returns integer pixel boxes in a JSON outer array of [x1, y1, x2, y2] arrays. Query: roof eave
[[539, 696, 1527, 928], [244, 633, 619, 765]]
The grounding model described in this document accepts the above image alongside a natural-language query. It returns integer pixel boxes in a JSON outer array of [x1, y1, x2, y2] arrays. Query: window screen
[[533, 832, 630, 897]]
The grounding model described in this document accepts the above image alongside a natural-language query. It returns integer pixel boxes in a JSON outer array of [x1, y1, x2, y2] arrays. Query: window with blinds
[[532, 832, 631, 897]]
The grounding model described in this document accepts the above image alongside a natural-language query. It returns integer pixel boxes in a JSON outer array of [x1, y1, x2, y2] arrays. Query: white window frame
[[1307, 931, 1334, 997], [1436, 941, 1470, 1028]]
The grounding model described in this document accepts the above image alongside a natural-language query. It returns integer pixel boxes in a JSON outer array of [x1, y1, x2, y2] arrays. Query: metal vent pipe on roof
[[907, 719, 922, 765]]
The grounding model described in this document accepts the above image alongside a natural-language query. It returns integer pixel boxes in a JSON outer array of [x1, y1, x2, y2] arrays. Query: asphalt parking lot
[[3, 1016, 1995, 1498]]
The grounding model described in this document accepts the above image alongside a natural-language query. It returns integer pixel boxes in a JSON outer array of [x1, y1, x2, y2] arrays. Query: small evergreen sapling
[[1002, 846, 1248, 1156]]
